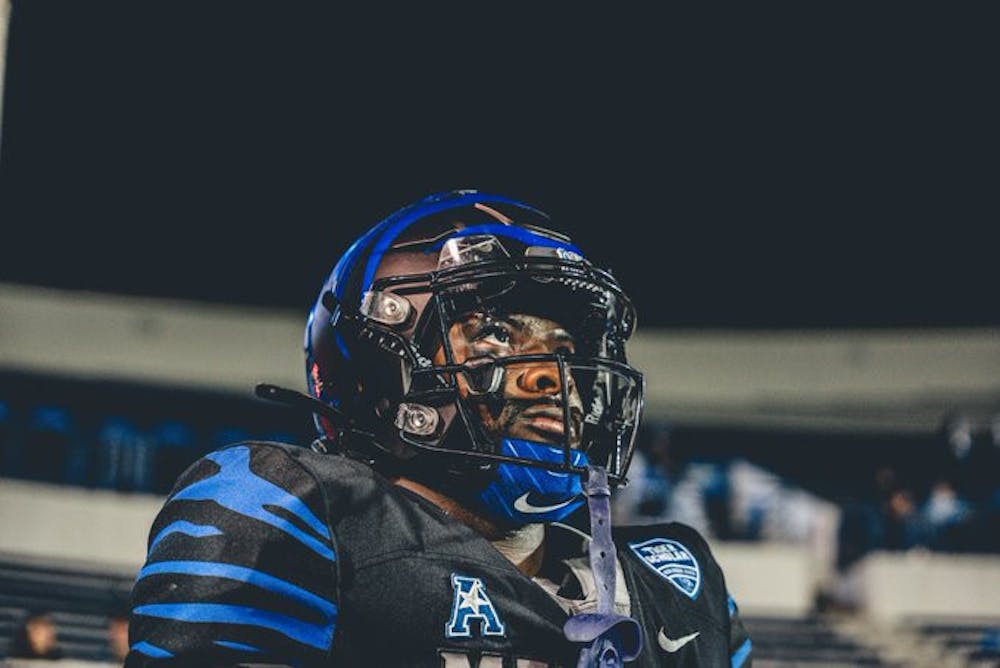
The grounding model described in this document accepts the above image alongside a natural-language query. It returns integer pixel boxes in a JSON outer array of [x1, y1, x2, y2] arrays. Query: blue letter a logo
[[445, 574, 506, 638]]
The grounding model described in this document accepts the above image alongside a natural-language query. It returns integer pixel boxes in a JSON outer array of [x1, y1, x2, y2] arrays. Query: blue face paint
[[479, 439, 587, 524]]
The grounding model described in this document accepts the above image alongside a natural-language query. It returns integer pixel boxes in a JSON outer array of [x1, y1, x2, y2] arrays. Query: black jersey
[[127, 441, 752, 667]]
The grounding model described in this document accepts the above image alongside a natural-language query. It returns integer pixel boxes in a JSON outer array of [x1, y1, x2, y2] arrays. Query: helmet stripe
[[329, 192, 472, 300], [359, 192, 533, 303], [428, 223, 584, 256]]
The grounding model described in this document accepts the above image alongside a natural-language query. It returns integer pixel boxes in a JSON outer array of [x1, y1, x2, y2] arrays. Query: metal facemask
[[361, 232, 645, 523]]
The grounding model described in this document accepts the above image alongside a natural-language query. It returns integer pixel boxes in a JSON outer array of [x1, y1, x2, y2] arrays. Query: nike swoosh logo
[[513, 492, 576, 514], [657, 629, 700, 653]]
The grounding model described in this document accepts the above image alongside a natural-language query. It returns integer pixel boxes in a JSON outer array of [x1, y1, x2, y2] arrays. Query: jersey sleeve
[[663, 522, 754, 667], [686, 523, 753, 668], [126, 443, 339, 667], [726, 592, 753, 668]]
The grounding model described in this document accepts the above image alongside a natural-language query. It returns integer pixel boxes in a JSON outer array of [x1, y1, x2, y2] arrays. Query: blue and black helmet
[[304, 190, 644, 523]]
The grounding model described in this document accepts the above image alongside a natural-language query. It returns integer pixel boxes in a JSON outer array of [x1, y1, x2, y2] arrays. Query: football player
[[127, 190, 752, 667]]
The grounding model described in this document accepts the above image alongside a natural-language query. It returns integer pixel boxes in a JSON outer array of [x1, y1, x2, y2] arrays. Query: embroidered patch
[[628, 538, 702, 599], [445, 574, 506, 638]]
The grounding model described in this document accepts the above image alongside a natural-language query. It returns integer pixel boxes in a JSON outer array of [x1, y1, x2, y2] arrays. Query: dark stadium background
[[1, 5, 999, 665], [0, 3, 994, 330], [1, 1, 995, 499], [0, 2, 996, 492]]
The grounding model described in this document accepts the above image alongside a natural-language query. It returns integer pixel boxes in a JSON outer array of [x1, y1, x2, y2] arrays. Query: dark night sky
[[1, 3, 995, 329]]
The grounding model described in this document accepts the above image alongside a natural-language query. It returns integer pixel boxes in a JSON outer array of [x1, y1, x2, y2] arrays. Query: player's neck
[[392, 476, 545, 577], [490, 523, 545, 578]]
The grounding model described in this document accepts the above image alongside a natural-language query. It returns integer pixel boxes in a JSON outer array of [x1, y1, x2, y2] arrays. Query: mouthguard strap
[[586, 465, 615, 616]]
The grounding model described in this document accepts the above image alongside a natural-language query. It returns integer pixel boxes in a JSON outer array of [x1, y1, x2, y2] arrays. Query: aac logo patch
[[628, 538, 702, 599], [445, 574, 506, 638]]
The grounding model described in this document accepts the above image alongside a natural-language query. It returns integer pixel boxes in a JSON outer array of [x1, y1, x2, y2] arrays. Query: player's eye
[[475, 323, 513, 348]]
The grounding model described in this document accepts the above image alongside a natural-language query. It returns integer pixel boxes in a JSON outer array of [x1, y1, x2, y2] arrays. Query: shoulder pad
[[129, 442, 339, 665]]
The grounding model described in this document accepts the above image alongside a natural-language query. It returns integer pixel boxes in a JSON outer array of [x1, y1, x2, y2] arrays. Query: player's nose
[[517, 361, 560, 394], [516, 360, 577, 396]]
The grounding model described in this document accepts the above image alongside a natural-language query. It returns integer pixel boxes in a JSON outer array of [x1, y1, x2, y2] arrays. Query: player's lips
[[525, 416, 566, 437], [519, 407, 581, 442]]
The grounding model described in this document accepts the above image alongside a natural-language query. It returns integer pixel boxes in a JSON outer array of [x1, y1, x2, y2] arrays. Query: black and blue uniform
[[128, 441, 752, 667]]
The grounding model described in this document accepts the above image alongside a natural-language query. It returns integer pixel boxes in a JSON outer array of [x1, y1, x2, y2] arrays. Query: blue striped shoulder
[[127, 442, 339, 666]]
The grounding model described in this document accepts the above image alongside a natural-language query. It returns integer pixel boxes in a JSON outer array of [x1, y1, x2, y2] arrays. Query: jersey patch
[[445, 574, 506, 638], [627, 538, 702, 600]]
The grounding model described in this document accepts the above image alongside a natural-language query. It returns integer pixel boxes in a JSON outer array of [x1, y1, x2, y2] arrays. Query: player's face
[[441, 312, 584, 447]]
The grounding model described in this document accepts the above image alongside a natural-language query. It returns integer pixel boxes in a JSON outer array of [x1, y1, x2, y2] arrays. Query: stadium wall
[[3, 283, 998, 434]]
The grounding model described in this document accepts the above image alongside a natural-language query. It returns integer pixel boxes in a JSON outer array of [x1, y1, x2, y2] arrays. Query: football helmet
[[304, 190, 644, 523]]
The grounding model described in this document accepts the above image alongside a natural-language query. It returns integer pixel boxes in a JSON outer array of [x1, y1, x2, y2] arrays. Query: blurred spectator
[[728, 459, 826, 543], [614, 427, 838, 548], [921, 478, 972, 550], [945, 414, 975, 462], [836, 465, 901, 571], [881, 485, 926, 550], [616, 457, 725, 539], [702, 460, 735, 540], [962, 423, 1000, 504], [7, 610, 63, 660], [103, 609, 130, 665], [939, 413, 991, 502]]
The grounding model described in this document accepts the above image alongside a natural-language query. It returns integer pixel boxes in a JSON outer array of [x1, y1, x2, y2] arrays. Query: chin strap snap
[[563, 465, 643, 667]]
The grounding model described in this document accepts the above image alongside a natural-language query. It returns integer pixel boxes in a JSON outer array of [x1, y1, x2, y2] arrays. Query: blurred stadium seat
[[743, 614, 888, 667]]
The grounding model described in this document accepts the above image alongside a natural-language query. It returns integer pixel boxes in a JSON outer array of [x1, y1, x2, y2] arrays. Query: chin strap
[[563, 466, 643, 667]]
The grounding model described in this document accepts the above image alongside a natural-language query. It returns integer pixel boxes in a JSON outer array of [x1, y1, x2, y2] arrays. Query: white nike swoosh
[[513, 492, 576, 514], [657, 629, 700, 653]]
